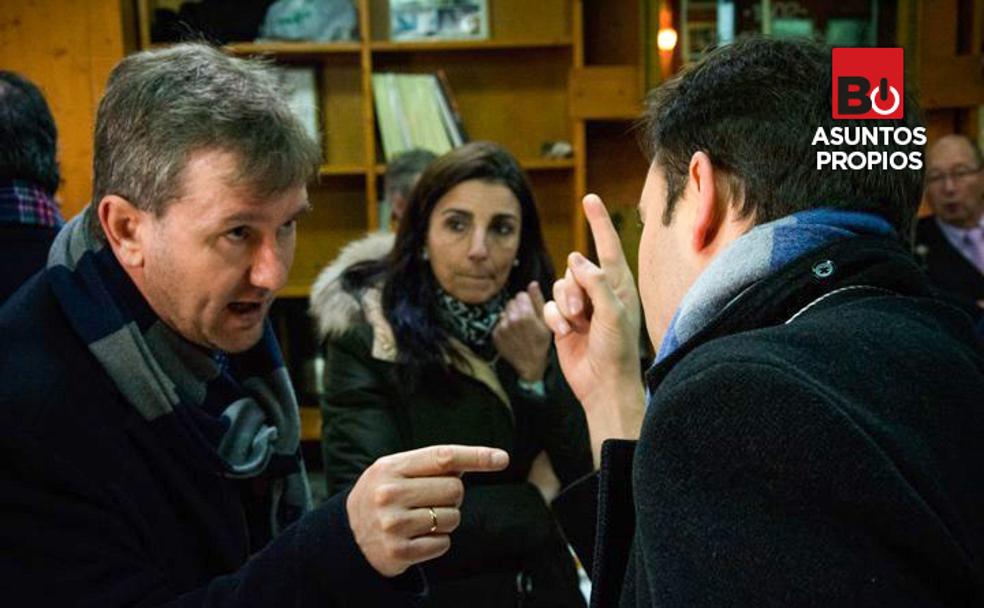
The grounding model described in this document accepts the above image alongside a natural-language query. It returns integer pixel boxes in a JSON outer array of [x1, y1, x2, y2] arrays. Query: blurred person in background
[[310, 148, 436, 326], [914, 134, 984, 316], [0, 71, 65, 304], [385, 148, 438, 228], [312, 141, 591, 607]]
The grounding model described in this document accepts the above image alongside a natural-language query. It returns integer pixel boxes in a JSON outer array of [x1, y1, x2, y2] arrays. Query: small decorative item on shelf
[[540, 140, 573, 159], [271, 66, 322, 148], [259, 0, 358, 42], [389, 0, 488, 42], [825, 19, 870, 46], [151, 0, 274, 44]]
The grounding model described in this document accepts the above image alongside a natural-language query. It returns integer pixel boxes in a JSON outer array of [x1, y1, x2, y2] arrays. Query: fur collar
[[309, 232, 394, 341]]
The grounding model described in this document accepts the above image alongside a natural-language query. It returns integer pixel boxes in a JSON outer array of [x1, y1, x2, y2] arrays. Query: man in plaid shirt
[[0, 71, 65, 304]]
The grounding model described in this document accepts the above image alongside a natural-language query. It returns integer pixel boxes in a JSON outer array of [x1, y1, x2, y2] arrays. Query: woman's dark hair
[[379, 141, 555, 382]]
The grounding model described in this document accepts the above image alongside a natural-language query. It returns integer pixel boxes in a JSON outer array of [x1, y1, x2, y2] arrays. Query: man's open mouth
[[228, 302, 263, 314]]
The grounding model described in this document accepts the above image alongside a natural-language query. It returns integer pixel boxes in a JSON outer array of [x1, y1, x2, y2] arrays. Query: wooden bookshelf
[[226, 41, 363, 56], [320, 164, 368, 176], [135, 0, 587, 297], [369, 39, 574, 52]]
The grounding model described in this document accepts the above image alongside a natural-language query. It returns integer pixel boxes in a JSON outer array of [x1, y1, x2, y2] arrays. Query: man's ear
[[98, 195, 147, 267], [688, 151, 722, 252]]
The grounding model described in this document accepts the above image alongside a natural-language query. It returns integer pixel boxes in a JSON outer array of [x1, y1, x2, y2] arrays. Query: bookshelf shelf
[[319, 164, 368, 176], [369, 39, 573, 53], [373, 158, 573, 175], [279, 285, 314, 298], [225, 41, 363, 56], [522, 158, 576, 171]]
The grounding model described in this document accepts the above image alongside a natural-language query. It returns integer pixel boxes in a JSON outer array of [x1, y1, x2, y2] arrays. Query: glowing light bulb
[[657, 28, 678, 52]]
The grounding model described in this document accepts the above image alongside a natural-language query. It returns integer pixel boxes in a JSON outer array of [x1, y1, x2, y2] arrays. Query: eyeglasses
[[926, 166, 982, 186]]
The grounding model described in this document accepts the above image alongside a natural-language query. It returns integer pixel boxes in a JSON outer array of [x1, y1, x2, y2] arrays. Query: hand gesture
[[542, 194, 645, 466], [346, 445, 509, 577], [492, 282, 552, 382]]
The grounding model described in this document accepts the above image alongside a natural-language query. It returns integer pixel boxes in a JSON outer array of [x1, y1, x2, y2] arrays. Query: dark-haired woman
[[310, 141, 591, 607]]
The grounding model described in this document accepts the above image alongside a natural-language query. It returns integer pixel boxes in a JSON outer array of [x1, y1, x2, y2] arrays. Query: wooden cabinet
[[572, 1, 651, 280], [898, 0, 983, 141], [0, 0, 131, 219], [136, 0, 587, 296]]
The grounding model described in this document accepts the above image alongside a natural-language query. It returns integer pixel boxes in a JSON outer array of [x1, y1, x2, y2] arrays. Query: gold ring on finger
[[428, 507, 438, 533]]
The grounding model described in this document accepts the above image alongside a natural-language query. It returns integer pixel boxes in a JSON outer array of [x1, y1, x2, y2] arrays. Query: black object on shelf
[[151, 0, 276, 44]]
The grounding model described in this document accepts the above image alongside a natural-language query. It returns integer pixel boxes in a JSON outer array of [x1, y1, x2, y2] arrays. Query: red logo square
[[831, 48, 904, 120]]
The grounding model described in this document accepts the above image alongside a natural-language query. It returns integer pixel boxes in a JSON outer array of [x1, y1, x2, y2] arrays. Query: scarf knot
[[46, 207, 311, 534]]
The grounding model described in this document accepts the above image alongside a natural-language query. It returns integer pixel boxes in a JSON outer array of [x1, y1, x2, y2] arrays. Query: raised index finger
[[395, 445, 510, 478], [583, 194, 628, 272]]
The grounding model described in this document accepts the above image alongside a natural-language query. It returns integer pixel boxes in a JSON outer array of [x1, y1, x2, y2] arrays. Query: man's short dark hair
[[384, 148, 438, 203], [643, 36, 925, 240], [0, 71, 60, 194]]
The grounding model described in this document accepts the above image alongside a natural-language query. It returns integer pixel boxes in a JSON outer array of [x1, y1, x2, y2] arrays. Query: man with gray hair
[[0, 43, 507, 606], [310, 148, 435, 339], [383, 148, 437, 228], [914, 134, 984, 314]]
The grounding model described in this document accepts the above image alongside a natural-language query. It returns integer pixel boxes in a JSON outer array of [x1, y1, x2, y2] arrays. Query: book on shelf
[[271, 66, 321, 148], [377, 197, 393, 232], [371, 71, 468, 162], [434, 70, 468, 145], [389, 0, 488, 42]]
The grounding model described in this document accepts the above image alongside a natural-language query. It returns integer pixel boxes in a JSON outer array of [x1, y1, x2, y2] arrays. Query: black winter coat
[[556, 236, 984, 607], [0, 222, 59, 305], [914, 216, 984, 315], [316, 275, 592, 607], [0, 272, 424, 607]]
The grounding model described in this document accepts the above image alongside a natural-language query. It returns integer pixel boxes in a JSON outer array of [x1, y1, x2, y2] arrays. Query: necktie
[[963, 227, 984, 274]]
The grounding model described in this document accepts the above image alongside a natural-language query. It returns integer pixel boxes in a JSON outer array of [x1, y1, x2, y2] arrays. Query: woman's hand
[[493, 282, 552, 382]]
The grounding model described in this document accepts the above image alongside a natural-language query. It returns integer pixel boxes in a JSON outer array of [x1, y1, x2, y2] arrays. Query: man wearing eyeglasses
[[915, 134, 984, 315]]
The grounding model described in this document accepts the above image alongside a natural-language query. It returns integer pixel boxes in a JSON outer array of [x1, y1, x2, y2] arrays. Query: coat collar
[[309, 232, 395, 341], [644, 236, 934, 391], [362, 287, 512, 410]]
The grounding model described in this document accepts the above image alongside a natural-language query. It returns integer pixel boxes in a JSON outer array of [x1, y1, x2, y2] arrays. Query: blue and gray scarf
[[47, 208, 312, 532], [657, 208, 895, 362]]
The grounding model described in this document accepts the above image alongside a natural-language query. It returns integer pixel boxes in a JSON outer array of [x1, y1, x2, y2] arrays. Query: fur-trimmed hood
[[309, 232, 394, 341], [308, 233, 512, 407]]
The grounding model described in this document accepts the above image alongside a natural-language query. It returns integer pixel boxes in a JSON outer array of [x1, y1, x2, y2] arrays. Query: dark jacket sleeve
[[0, 417, 424, 608], [552, 439, 636, 605], [623, 359, 954, 607], [320, 327, 406, 496], [506, 352, 593, 488], [426, 481, 561, 579], [320, 328, 571, 578]]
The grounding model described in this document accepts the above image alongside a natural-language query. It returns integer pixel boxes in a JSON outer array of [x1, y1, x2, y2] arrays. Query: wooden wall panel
[[0, 0, 127, 219]]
